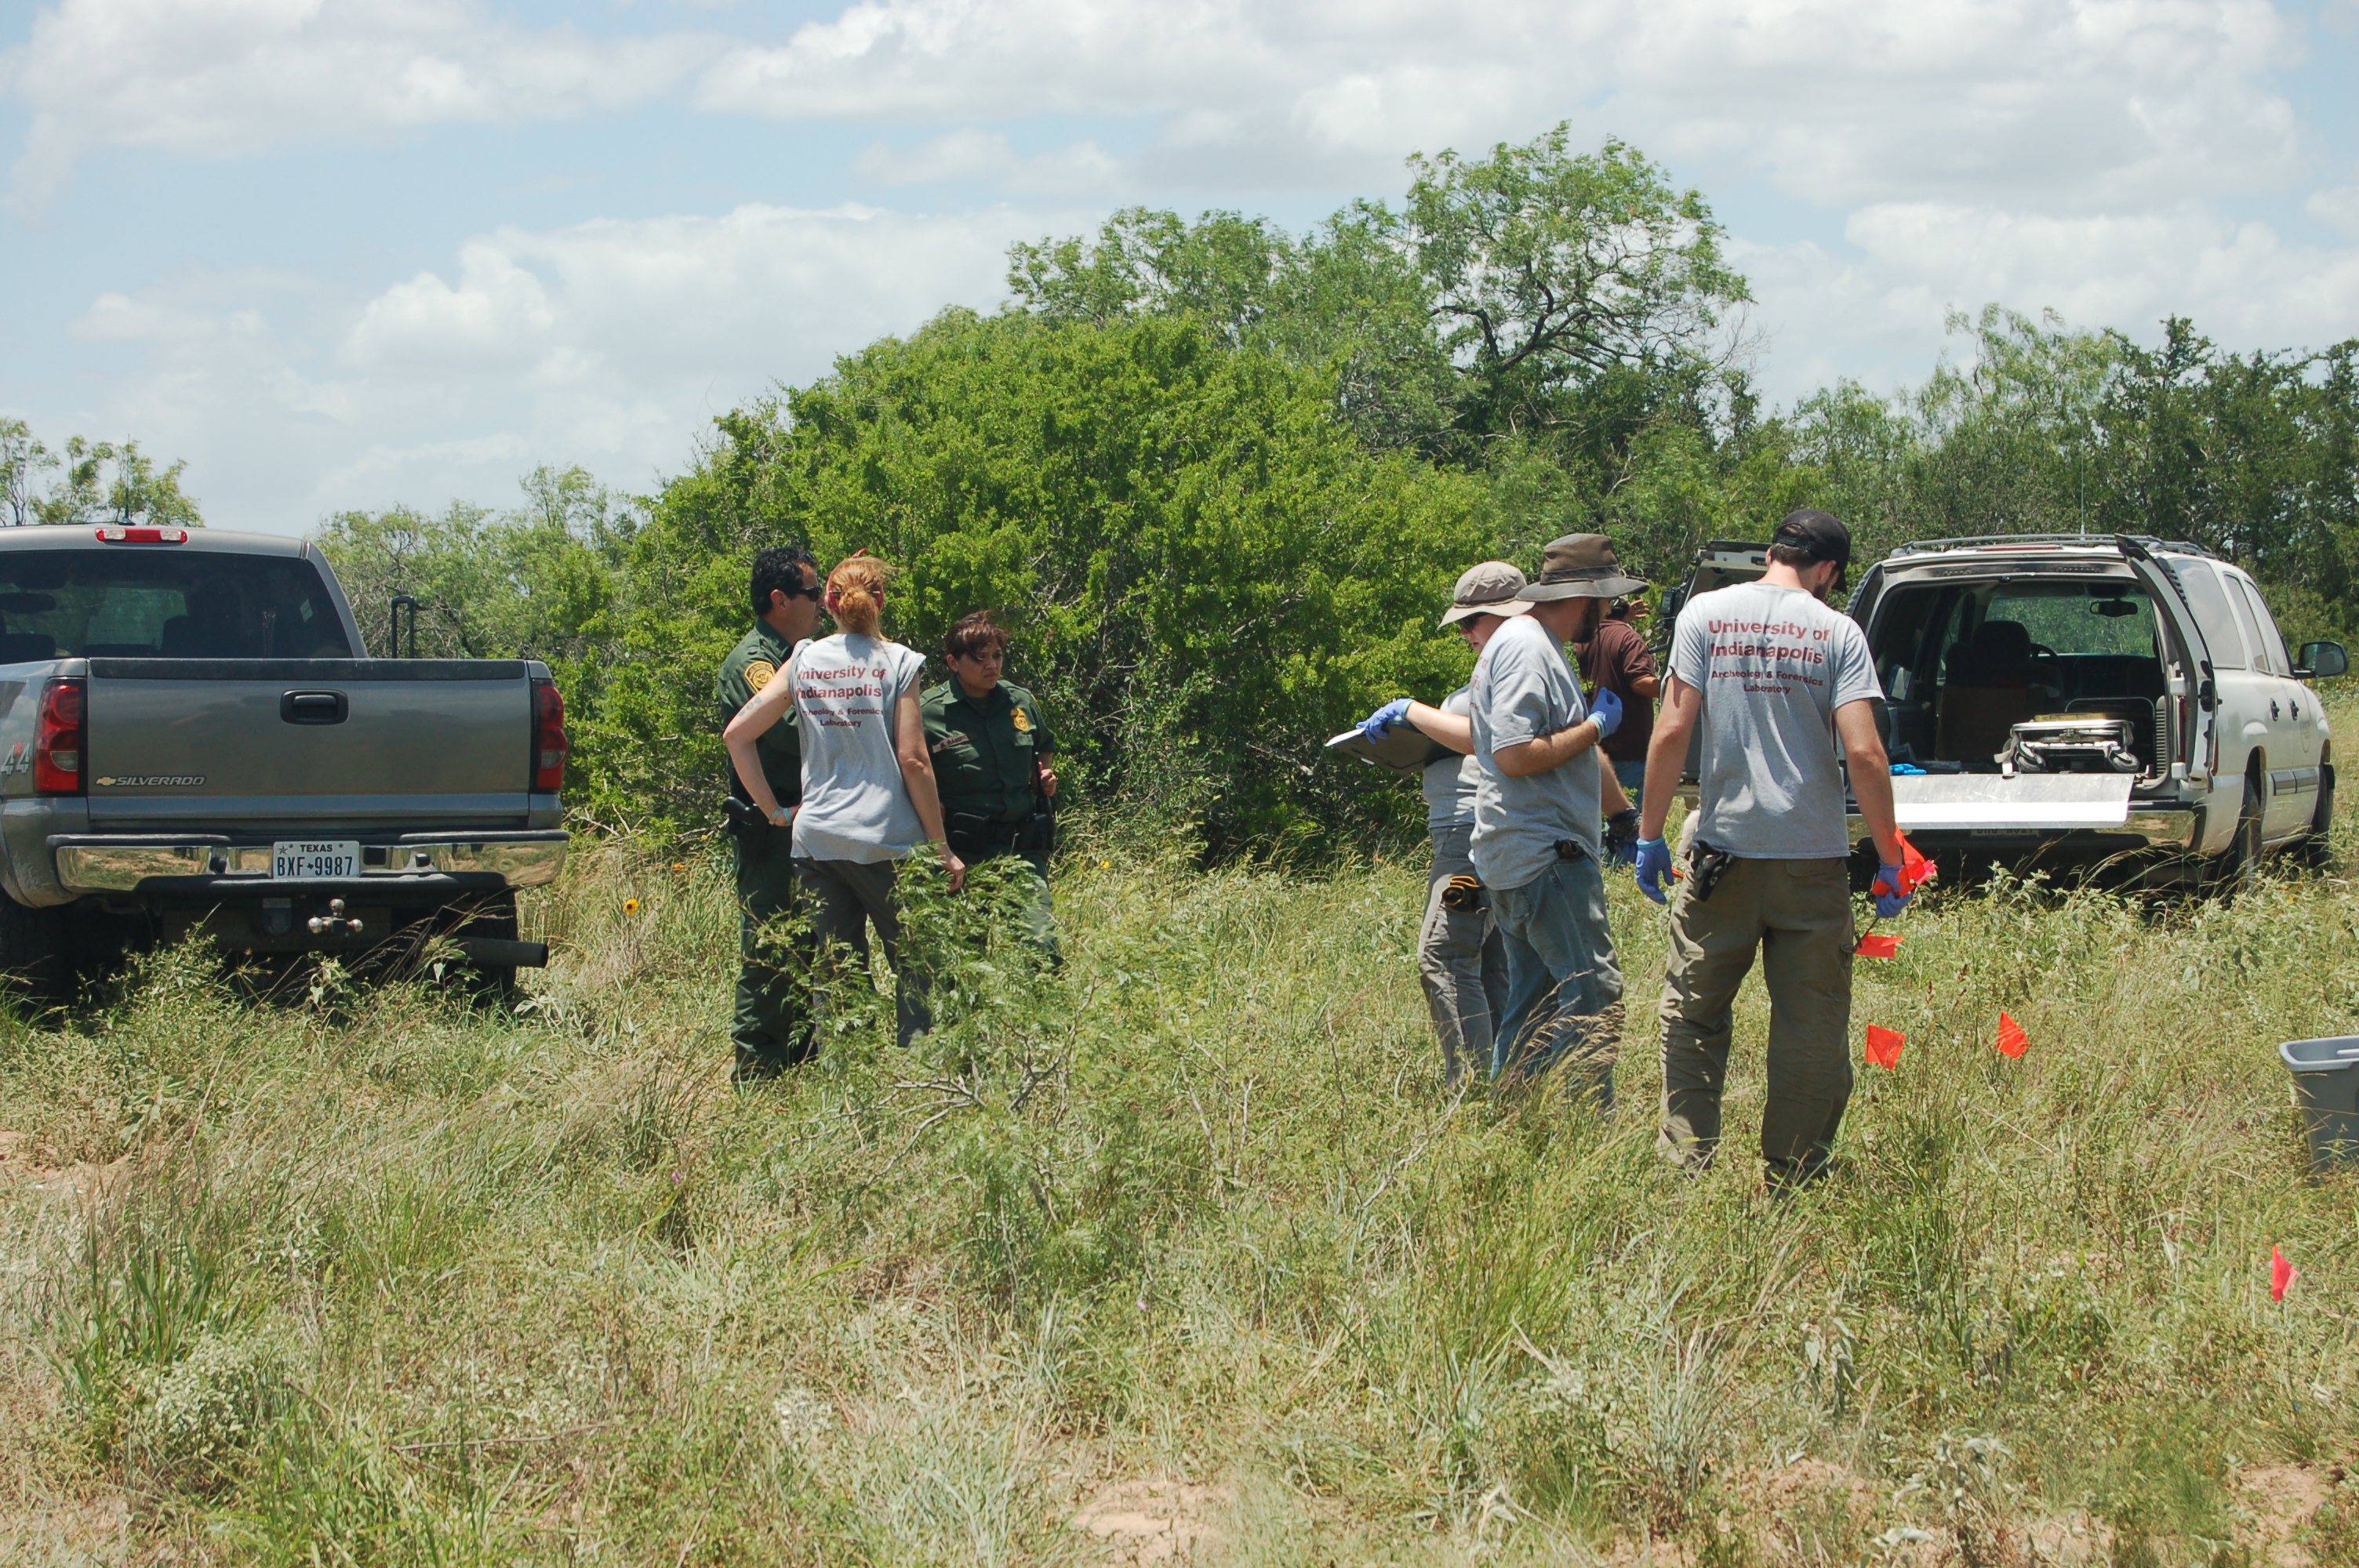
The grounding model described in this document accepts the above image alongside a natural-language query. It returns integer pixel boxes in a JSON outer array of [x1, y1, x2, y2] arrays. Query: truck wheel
[[0, 895, 71, 1005], [2208, 771, 2266, 898]]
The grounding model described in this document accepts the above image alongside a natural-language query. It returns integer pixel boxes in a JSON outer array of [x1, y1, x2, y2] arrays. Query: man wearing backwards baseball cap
[[1464, 533, 1645, 1096], [1631, 508, 1915, 1189]]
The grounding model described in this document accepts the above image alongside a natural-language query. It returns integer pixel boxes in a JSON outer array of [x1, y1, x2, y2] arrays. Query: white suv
[[1849, 535, 2349, 881], [1657, 534, 2346, 881]]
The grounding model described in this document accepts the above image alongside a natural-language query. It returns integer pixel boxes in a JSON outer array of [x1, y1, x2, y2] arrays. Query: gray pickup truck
[[1656, 534, 2347, 885], [0, 524, 568, 996]]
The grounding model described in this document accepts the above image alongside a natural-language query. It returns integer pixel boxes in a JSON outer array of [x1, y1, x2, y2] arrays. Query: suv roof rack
[[1890, 532, 2218, 561]]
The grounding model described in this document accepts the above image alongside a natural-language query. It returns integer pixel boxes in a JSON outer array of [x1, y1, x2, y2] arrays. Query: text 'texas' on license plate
[[273, 840, 359, 879]]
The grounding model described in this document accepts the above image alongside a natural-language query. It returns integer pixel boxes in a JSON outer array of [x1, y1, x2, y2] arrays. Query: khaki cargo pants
[[1656, 854, 1854, 1181]]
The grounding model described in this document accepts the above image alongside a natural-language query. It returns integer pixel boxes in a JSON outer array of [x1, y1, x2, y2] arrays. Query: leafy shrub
[[125, 1332, 290, 1488]]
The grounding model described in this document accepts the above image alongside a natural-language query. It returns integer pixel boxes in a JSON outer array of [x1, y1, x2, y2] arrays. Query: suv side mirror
[[2297, 641, 2348, 680]]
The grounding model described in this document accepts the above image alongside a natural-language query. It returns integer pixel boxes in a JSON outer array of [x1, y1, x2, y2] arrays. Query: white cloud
[[689, 0, 2305, 208], [850, 129, 1119, 191], [2309, 185, 2359, 241], [1742, 201, 2359, 401], [42, 201, 1070, 531], [340, 201, 1051, 383], [0, 0, 721, 203], [6, 0, 2307, 212]]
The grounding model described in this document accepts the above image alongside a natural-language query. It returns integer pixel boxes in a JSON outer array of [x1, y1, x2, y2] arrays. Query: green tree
[[1008, 128, 1751, 474], [600, 309, 1499, 848], [0, 419, 55, 527], [1, 427, 204, 528], [1401, 127, 1751, 447], [31, 436, 204, 528], [315, 466, 633, 662]]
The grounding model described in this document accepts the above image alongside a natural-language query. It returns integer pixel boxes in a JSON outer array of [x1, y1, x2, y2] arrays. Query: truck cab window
[[0, 554, 351, 659]]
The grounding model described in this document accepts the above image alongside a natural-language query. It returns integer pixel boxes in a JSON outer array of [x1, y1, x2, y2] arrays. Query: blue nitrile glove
[[1634, 837, 1673, 904], [1890, 763, 1925, 775], [1587, 686, 1623, 739], [1871, 861, 1915, 920], [1358, 698, 1412, 739]]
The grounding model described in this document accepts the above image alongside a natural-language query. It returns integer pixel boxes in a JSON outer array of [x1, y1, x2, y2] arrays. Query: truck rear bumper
[[48, 830, 569, 896]]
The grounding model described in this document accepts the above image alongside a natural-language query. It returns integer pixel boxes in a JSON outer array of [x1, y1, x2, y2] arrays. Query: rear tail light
[[35, 677, 85, 795], [531, 677, 568, 793], [93, 525, 188, 543]]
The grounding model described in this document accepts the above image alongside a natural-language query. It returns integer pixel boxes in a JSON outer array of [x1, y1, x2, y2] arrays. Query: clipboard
[[1326, 725, 1454, 779]]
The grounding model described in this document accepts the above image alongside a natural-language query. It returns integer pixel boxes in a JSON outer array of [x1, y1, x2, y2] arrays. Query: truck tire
[[2208, 770, 2266, 898], [0, 895, 70, 1005]]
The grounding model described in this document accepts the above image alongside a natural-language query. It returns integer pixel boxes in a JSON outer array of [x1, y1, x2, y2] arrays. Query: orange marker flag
[[1856, 933, 1901, 958], [1864, 1025, 1906, 1069], [1898, 834, 1936, 891], [2272, 1247, 2298, 1302], [1996, 1012, 2028, 1059]]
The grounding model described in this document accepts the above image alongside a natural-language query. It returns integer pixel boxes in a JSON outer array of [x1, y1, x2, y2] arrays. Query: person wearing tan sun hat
[[1353, 561, 1528, 1084]]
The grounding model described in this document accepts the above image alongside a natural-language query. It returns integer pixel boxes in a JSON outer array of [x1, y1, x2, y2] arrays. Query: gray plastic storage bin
[[2281, 1036, 2359, 1174]]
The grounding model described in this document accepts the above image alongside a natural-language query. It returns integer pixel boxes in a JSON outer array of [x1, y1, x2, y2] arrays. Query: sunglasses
[[778, 581, 823, 601]]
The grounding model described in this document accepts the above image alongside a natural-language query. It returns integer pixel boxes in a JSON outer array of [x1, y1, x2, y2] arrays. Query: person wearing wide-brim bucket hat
[[1349, 561, 1528, 1086], [1518, 533, 1650, 604], [1461, 533, 1647, 1100]]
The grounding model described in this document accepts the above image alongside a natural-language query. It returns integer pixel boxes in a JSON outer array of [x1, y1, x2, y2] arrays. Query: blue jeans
[[1488, 854, 1624, 1105], [1611, 757, 1649, 798]]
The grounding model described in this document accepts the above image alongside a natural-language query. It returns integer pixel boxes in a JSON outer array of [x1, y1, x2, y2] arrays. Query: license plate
[[273, 840, 359, 880]]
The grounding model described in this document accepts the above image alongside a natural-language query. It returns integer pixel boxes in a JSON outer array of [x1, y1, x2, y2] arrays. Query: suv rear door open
[[1845, 535, 2212, 862]]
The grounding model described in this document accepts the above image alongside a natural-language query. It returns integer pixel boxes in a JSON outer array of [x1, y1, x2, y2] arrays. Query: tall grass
[[4, 709, 2359, 1563]]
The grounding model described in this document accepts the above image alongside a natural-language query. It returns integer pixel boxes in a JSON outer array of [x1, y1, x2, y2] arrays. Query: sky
[[3, 0, 2358, 537]]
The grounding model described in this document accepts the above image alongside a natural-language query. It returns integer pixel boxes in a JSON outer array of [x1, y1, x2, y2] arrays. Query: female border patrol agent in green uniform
[[717, 546, 822, 1079], [920, 612, 1060, 960]]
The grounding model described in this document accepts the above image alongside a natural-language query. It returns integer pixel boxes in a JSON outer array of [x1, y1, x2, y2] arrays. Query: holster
[[946, 812, 1016, 863], [1688, 838, 1736, 902], [1439, 873, 1483, 913], [722, 794, 779, 863], [1552, 838, 1590, 862], [1013, 804, 1056, 858]]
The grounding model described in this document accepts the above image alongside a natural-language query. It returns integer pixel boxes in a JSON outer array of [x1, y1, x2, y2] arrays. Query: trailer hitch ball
[[307, 898, 365, 938]]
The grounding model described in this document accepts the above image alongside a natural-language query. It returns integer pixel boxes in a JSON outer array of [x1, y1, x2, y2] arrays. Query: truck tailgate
[[84, 659, 534, 828], [1888, 773, 2133, 831]]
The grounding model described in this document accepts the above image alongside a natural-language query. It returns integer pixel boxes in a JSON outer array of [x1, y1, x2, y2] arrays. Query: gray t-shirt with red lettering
[[1670, 582, 1881, 860], [788, 632, 929, 864]]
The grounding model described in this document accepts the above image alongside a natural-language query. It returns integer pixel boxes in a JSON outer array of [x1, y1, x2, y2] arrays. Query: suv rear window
[[0, 550, 351, 660]]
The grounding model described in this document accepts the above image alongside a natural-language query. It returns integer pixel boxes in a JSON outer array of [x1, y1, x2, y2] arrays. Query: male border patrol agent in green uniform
[[920, 612, 1060, 960], [717, 546, 823, 1080]]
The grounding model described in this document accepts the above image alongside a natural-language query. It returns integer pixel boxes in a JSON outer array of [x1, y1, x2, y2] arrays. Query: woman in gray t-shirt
[[725, 553, 961, 1050]]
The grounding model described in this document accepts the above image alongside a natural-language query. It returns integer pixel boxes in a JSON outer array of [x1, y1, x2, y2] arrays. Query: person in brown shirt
[[1575, 597, 1659, 801]]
